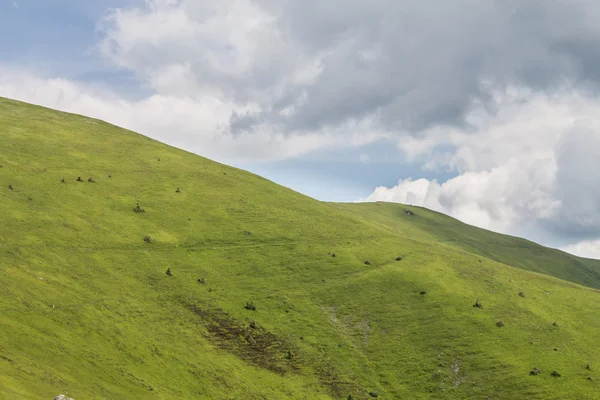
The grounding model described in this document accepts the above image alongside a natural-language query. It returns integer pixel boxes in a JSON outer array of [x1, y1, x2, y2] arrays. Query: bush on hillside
[[530, 367, 541, 376], [473, 299, 482, 308], [244, 301, 257, 311], [144, 235, 152, 244]]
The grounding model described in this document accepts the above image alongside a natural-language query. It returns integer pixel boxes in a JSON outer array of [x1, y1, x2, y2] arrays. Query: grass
[[1, 96, 600, 399]]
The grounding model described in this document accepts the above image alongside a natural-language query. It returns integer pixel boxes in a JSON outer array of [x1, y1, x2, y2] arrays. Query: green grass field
[[1, 96, 600, 399]]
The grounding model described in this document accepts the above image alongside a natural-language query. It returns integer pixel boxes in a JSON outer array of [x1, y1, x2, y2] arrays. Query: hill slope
[[1, 97, 600, 399], [333, 202, 600, 290]]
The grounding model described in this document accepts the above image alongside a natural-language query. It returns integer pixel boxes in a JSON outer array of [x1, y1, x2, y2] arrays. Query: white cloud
[[0, 68, 384, 164], [364, 87, 600, 257], [562, 240, 600, 260]]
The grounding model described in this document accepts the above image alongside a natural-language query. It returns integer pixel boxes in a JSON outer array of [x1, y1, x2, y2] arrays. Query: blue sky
[[5, 0, 600, 258]]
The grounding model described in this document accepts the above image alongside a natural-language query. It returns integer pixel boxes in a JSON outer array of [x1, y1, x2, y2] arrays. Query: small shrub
[[496, 320, 505, 327], [249, 320, 258, 329], [144, 235, 153, 244], [473, 299, 482, 308], [369, 392, 379, 398], [133, 203, 145, 213], [88, 177, 95, 183], [530, 367, 541, 376], [76, 177, 83, 182], [244, 301, 257, 311], [551, 371, 561, 378], [165, 268, 172, 276], [347, 395, 354, 400], [518, 291, 525, 298], [198, 276, 206, 284]]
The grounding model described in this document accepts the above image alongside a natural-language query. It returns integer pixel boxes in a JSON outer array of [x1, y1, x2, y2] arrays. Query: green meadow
[[1, 96, 600, 399]]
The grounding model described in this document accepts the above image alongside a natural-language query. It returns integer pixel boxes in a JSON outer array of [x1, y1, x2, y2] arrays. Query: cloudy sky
[[3, 0, 600, 258]]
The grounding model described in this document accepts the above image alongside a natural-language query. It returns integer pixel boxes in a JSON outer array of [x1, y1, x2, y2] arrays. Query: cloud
[[562, 239, 600, 260], [0, 68, 384, 164], [97, 0, 600, 138], [364, 87, 600, 256]]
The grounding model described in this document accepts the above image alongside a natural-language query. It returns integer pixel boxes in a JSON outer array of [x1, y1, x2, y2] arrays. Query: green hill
[[1, 96, 600, 399], [333, 202, 600, 290]]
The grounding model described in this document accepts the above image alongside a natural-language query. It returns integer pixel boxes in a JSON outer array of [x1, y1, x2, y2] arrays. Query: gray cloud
[[97, 0, 600, 137], [551, 118, 600, 239], [229, 0, 600, 134]]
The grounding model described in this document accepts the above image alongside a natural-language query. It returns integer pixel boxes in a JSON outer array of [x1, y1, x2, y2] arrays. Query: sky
[[3, 1, 600, 258]]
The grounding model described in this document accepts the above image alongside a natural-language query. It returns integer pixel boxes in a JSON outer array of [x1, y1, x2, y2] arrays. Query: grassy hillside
[[1, 96, 600, 399], [334, 202, 600, 290]]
